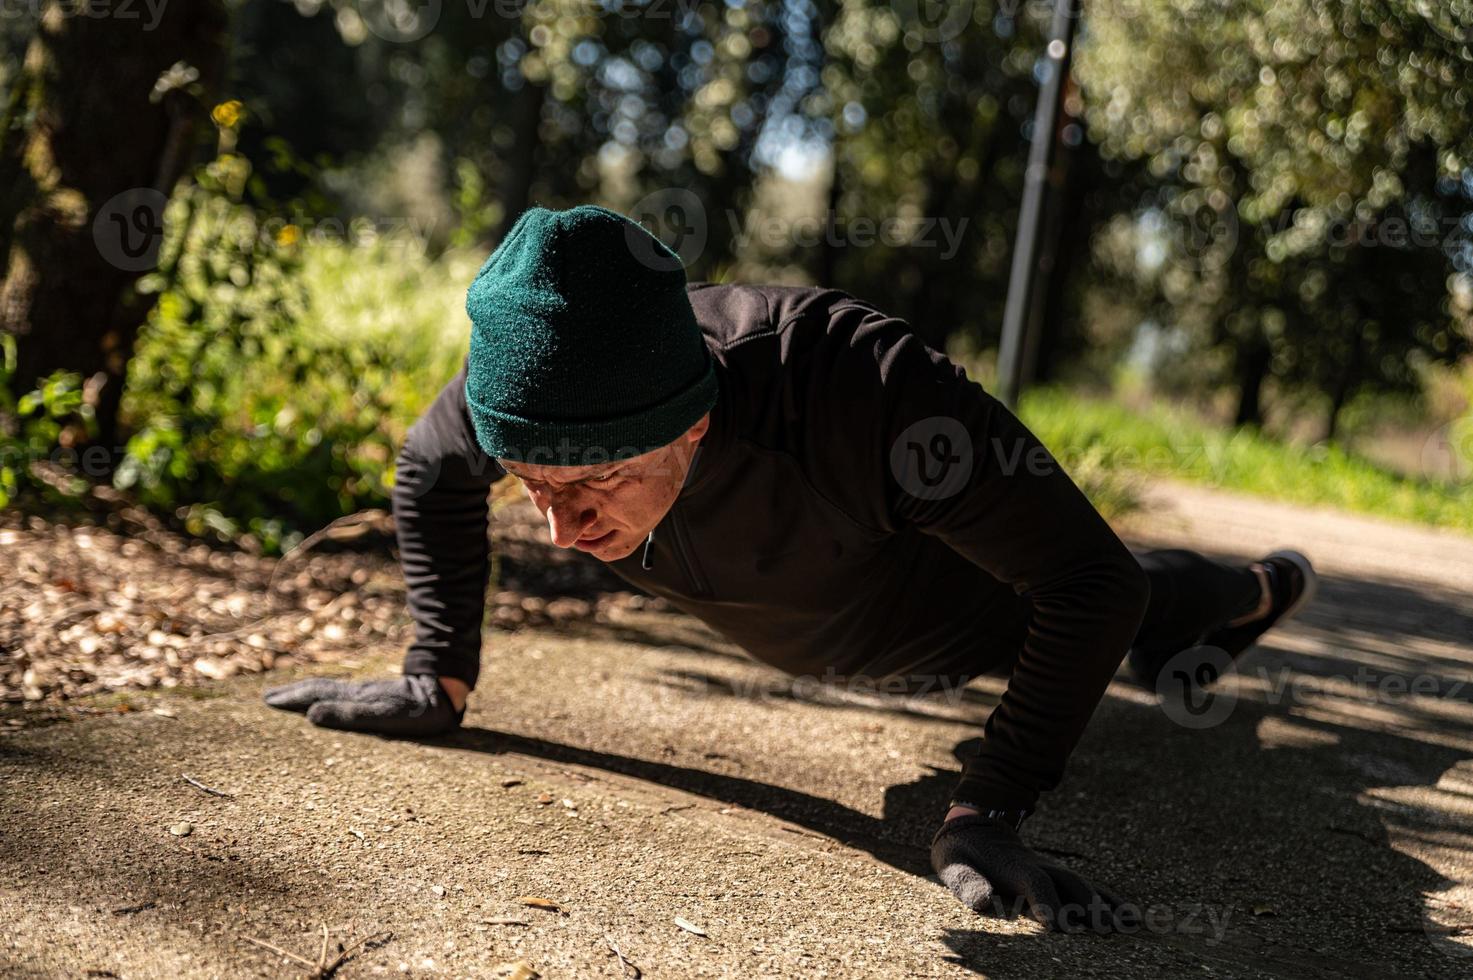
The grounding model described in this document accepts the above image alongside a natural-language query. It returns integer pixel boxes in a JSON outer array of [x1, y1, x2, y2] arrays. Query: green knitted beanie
[[463, 204, 718, 467]]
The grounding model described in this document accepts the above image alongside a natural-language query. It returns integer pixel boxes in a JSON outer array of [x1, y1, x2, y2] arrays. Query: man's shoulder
[[686, 281, 890, 351]]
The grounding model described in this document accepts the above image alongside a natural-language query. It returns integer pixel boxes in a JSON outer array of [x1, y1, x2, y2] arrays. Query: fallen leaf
[[673, 916, 708, 937], [490, 959, 539, 980], [168, 822, 193, 837], [516, 896, 562, 913], [151, 707, 177, 719]]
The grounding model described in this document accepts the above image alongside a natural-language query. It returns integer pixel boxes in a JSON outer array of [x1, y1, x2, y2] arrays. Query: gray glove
[[263, 673, 463, 737], [930, 814, 1134, 933]]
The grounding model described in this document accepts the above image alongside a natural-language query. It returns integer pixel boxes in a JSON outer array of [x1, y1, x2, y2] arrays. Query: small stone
[[191, 657, 236, 680], [168, 822, 193, 837], [500, 777, 523, 788], [432, 885, 446, 897]]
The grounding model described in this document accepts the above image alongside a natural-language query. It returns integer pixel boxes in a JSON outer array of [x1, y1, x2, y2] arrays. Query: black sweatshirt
[[392, 283, 1150, 812]]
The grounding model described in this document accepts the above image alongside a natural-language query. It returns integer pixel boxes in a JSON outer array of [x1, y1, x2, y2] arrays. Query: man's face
[[498, 414, 710, 562]]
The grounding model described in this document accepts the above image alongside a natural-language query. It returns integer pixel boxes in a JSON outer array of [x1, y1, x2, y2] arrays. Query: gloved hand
[[263, 673, 463, 737], [930, 814, 1133, 933]]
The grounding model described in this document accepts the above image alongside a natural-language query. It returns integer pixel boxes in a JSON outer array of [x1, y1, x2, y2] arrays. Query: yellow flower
[[275, 224, 301, 247], [211, 99, 243, 129]]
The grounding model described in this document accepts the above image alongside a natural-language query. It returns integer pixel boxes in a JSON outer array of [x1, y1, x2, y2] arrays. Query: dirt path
[[2, 476, 1471, 978]]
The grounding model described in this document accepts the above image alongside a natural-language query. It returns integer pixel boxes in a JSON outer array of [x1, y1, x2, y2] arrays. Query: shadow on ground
[[406, 551, 1473, 976]]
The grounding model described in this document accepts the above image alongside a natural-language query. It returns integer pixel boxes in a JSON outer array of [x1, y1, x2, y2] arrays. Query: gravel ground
[[1, 476, 1471, 978]]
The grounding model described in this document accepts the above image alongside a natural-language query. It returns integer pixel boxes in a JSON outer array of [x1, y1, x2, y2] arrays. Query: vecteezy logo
[[889, 417, 973, 500], [890, 0, 976, 44], [356, 0, 442, 42], [92, 187, 169, 272], [1168, 194, 1239, 274], [1420, 418, 1473, 483], [1155, 645, 1237, 729], [627, 188, 708, 272]]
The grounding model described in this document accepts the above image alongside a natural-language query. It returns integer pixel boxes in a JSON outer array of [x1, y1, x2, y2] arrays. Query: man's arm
[[807, 301, 1147, 930], [393, 365, 505, 695], [811, 302, 1149, 815]]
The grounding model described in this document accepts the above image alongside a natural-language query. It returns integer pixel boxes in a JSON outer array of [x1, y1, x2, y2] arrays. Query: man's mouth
[[574, 529, 616, 550]]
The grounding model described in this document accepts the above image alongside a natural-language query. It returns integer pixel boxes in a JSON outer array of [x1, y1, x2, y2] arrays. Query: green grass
[[1018, 385, 1473, 535]]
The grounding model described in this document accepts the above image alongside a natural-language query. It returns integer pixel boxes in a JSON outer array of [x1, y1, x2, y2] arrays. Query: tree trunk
[[1323, 334, 1362, 443], [492, 80, 547, 244], [817, 151, 844, 288], [1233, 342, 1271, 427], [0, 0, 228, 454]]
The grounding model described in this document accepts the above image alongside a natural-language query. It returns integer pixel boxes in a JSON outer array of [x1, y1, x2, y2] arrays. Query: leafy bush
[[0, 335, 95, 510], [118, 176, 475, 553]]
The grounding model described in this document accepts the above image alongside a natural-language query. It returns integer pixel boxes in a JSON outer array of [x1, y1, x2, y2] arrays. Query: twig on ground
[[196, 509, 390, 644], [605, 935, 642, 979], [110, 902, 156, 916], [45, 601, 102, 632], [240, 935, 317, 969], [181, 773, 234, 799], [315, 928, 393, 978], [241, 924, 393, 979]]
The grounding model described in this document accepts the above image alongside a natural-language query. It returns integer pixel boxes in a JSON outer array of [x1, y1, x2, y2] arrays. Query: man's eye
[[589, 474, 621, 486]]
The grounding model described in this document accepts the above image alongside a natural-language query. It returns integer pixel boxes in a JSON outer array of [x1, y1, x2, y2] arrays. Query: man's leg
[[1129, 548, 1263, 660]]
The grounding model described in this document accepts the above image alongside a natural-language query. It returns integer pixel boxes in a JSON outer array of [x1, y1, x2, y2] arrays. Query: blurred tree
[[0, 0, 228, 452], [815, 0, 1103, 362], [1077, 0, 1473, 436], [233, 1, 795, 275]]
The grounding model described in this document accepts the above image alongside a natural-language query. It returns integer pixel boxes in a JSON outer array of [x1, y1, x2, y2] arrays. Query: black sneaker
[[1198, 549, 1317, 660], [1128, 549, 1317, 690]]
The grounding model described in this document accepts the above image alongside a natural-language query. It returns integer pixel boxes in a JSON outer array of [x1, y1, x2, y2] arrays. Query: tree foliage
[[1076, 0, 1473, 433]]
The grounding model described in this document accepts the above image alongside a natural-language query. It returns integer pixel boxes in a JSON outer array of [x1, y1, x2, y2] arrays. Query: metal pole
[[996, 0, 1080, 409]]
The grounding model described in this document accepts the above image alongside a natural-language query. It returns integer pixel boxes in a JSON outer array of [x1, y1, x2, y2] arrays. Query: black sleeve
[[811, 302, 1150, 813], [392, 366, 504, 688]]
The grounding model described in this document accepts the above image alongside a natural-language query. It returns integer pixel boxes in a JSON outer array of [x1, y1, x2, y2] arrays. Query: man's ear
[[684, 411, 711, 445]]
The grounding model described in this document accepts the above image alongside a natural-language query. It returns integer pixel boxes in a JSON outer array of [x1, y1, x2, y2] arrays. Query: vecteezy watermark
[[1422, 896, 1473, 959], [987, 893, 1234, 941], [1141, 193, 1239, 276], [623, 658, 987, 714], [1150, 644, 1470, 730], [730, 210, 971, 262], [91, 188, 439, 271], [344, 0, 707, 43], [0, 0, 171, 30], [353, 0, 442, 42], [889, 0, 976, 44], [1420, 418, 1473, 483], [627, 187, 707, 273], [92, 187, 169, 272], [0, 444, 123, 478], [889, 423, 1075, 501], [1152, 644, 1239, 730], [891, 417, 975, 500], [619, 192, 971, 268]]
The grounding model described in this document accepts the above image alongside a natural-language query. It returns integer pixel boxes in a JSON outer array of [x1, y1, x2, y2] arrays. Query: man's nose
[[545, 495, 596, 547]]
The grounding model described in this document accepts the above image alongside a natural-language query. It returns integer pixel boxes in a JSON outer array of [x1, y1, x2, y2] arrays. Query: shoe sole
[[1264, 548, 1317, 623]]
